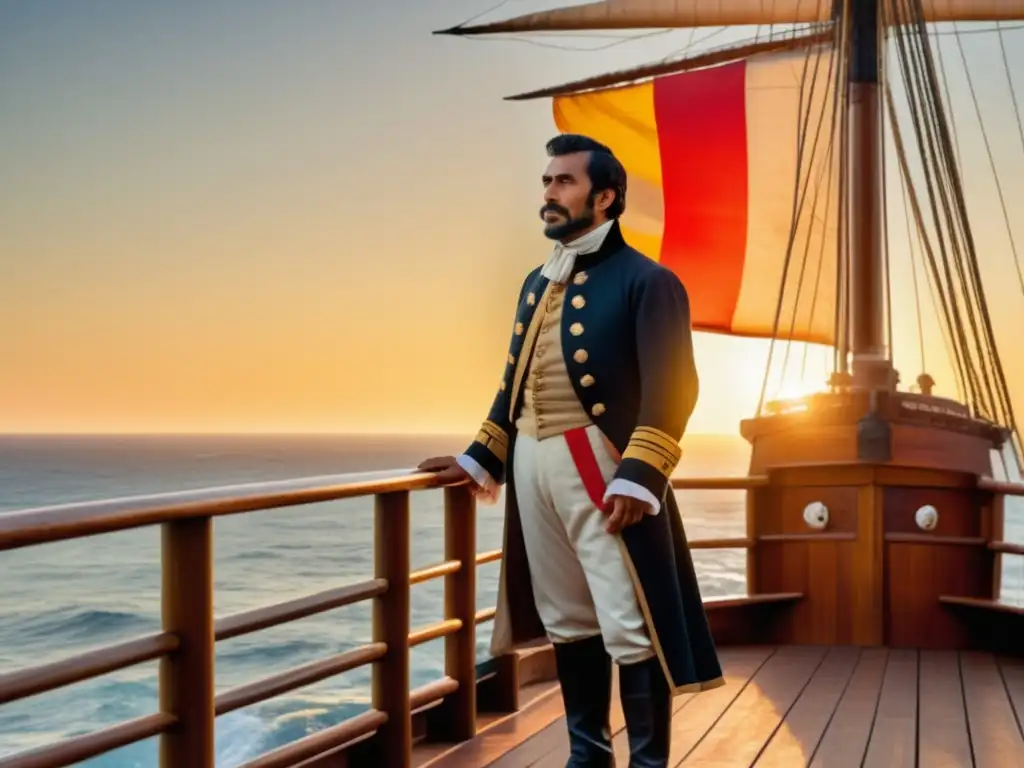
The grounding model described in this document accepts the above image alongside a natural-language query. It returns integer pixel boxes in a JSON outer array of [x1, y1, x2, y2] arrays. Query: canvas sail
[[549, 45, 840, 345]]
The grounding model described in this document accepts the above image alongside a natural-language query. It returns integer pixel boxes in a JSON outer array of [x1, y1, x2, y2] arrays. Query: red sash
[[563, 427, 609, 511]]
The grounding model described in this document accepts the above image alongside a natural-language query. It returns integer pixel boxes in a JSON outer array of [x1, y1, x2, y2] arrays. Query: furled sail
[[547, 44, 841, 345], [436, 0, 1024, 36]]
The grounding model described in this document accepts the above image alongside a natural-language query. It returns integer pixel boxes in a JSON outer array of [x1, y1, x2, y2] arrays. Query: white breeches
[[513, 424, 654, 664]]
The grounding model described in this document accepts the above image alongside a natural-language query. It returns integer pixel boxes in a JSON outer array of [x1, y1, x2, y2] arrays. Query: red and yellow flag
[[553, 48, 839, 345]]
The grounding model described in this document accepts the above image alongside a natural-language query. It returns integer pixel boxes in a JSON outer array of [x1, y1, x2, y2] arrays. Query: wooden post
[[372, 491, 411, 768], [159, 516, 215, 768], [441, 485, 477, 741], [745, 486, 759, 596], [990, 494, 1005, 600]]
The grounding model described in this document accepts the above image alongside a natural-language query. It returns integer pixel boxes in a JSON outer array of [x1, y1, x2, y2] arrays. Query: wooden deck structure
[[419, 645, 1024, 768], [0, 452, 1022, 768]]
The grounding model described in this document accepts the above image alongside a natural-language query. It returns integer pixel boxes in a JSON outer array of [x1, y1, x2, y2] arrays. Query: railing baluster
[[441, 485, 477, 741], [745, 488, 759, 595], [159, 516, 215, 768], [990, 493, 1005, 600], [372, 491, 412, 767]]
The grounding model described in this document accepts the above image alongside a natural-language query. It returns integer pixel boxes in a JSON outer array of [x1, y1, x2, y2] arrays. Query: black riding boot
[[618, 655, 671, 768], [553, 635, 615, 767]]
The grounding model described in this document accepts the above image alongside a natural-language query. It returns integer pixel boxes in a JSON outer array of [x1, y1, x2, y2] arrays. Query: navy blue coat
[[465, 221, 723, 695]]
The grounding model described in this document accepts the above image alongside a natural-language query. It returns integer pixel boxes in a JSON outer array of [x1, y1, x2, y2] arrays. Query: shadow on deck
[[414, 645, 1024, 767]]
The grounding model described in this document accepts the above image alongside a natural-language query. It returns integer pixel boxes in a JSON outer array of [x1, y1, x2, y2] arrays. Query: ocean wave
[[5, 607, 153, 648], [215, 638, 331, 666], [224, 549, 284, 561], [216, 711, 269, 768]]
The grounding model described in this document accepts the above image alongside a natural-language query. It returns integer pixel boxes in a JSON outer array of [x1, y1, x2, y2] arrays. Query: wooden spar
[[434, 0, 833, 35], [434, 0, 1024, 37], [504, 28, 834, 101]]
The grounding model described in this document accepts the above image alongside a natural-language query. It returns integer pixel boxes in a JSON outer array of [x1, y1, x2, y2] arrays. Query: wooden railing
[[935, 478, 1024, 628], [0, 471, 762, 768], [977, 478, 1024, 605]]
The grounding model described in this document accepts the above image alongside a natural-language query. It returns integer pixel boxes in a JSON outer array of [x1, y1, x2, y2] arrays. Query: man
[[419, 134, 723, 767]]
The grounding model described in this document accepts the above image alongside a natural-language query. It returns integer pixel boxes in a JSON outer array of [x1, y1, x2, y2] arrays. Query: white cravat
[[540, 219, 614, 284]]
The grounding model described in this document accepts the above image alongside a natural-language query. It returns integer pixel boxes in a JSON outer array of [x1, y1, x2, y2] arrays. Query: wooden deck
[[415, 645, 1024, 768]]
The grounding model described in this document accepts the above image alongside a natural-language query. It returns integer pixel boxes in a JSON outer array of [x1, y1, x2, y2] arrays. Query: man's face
[[540, 151, 609, 242]]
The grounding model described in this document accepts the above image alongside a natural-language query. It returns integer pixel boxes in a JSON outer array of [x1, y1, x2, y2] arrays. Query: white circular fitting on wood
[[915, 504, 939, 531], [803, 501, 829, 530]]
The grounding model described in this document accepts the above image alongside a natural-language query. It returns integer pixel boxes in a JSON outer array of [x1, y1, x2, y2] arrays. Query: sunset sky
[[2, 2, 1024, 435]]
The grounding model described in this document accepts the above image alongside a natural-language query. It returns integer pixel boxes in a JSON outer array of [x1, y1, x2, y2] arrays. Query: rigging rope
[[755, 14, 841, 414], [772, 38, 840, 398], [910, 1, 1016, 428], [886, 0, 1019, 449], [950, 23, 1024, 302], [885, 81, 972, 404], [890, 0, 988, 412], [897, 169, 928, 379]]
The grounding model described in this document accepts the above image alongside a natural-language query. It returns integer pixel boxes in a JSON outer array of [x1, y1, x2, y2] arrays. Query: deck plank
[[961, 651, 1024, 767], [416, 647, 1024, 768], [861, 648, 918, 768], [809, 648, 888, 767], [416, 681, 563, 767], [753, 646, 861, 767], [998, 656, 1024, 740], [666, 646, 777, 765], [680, 645, 828, 765], [916, 651, 973, 768]]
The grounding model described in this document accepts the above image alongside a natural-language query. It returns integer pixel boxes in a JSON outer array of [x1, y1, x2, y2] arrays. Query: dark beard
[[539, 201, 596, 242]]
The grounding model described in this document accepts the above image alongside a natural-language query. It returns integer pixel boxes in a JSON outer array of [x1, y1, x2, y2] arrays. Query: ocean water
[[0, 434, 1021, 767]]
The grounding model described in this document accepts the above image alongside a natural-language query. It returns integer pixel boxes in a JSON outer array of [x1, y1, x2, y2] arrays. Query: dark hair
[[545, 133, 627, 219]]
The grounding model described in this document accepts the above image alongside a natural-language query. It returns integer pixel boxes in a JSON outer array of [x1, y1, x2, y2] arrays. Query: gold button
[[527, 292, 536, 306], [591, 403, 606, 416], [500, 380, 506, 391], [570, 322, 584, 336], [508, 353, 515, 364], [571, 295, 586, 309], [580, 374, 595, 387], [573, 272, 588, 285], [573, 349, 589, 363], [515, 322, 524, 335]]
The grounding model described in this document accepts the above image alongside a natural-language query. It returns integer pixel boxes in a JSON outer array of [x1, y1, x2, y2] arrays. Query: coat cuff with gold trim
[[614, 426, 682, 500], [464, 419, 508, 484]]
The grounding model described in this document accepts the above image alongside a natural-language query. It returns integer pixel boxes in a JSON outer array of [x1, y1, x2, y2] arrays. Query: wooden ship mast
[[1, 2, 1024, 767]]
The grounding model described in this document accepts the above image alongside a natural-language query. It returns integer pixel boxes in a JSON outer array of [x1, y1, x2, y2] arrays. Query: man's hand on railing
[[418, 456, 471, 484], [417, 456, 500, 505]]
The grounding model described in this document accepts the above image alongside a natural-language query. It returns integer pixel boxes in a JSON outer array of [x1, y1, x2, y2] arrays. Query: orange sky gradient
[[2, 3, 1023, 436]]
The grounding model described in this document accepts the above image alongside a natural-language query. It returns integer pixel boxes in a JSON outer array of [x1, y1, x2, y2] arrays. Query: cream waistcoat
[[515, 284, 592, 440]]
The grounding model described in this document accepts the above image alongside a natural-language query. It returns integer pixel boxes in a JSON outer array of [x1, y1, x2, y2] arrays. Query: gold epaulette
[[622, 426, 682, 478], [474, 420, 509, 464]]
